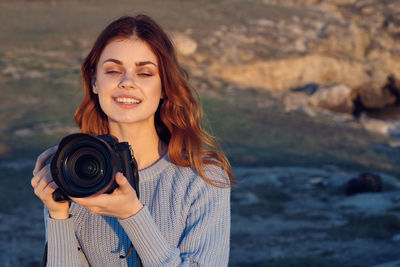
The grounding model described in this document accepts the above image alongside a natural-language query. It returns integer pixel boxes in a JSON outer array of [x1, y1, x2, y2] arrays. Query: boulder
[[346, 173, 382, 195], [172, 33, 197, 56], [309, 84, 354, 113], [354, 78, 398, 109], [360, 116, 395, 135]]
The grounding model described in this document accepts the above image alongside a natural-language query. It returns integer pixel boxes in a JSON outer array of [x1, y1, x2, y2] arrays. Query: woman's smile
[[113, 95, 142, 107], [93, 38, 162, 125]]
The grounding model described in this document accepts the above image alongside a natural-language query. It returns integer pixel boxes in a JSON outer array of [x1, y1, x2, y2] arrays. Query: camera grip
[[52, 188, 70, 202], [115, 142, 139, 197]]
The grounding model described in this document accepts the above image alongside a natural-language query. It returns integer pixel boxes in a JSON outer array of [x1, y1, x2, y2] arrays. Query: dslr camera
[[50, 133, 139, 202]]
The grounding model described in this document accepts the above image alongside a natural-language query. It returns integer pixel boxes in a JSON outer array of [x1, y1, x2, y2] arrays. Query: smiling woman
[[31, 14, 234, 267], [93, 39, 163, 139]]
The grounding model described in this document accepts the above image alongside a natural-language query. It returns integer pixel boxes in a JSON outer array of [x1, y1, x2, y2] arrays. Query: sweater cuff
[[119, 206, 178, 265], [47, 216, 81, 266]]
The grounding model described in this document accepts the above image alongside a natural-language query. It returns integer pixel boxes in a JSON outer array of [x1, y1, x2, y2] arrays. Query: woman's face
[[93, 38, 162, 128]]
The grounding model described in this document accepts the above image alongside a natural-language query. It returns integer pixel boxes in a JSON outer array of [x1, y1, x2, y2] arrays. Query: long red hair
[[75, 15, 234, 186]]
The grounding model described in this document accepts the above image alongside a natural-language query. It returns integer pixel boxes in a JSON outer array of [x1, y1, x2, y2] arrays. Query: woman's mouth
[[114, 97, 142, 107]]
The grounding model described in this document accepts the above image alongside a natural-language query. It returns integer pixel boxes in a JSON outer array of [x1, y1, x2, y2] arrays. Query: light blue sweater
[[44, 153, 231, 266]]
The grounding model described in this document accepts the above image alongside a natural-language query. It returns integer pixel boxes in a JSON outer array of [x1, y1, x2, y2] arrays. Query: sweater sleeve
[[118, 183, 231, 267], [44, 206, 89, 267]]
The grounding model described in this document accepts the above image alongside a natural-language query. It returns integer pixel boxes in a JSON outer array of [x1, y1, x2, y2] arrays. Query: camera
[[50, 133, 139, 202]]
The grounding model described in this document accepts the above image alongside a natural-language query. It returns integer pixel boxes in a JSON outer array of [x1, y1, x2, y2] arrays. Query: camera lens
[[63, 146, 108, 189], [51, 133, 119, 198], [75, 155, 100, 178]]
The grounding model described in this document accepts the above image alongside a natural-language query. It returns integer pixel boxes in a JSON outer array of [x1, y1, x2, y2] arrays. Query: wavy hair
[[75, 14, 234, 186]]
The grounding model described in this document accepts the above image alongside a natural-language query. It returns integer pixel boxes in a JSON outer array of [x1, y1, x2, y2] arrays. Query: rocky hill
[[173, 0, 400, 119]]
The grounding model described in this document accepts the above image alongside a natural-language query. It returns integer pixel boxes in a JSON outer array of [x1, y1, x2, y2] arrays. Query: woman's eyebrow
[[136, 61, 157, 67], [102, 59, 157, 67], [102, 58, 122, 65]]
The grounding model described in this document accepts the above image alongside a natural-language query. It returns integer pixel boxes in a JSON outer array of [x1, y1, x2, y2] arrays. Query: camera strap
[[41, 243, 47, 267]]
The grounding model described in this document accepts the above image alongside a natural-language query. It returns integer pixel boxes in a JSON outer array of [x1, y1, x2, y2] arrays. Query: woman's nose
[[118, 75, 136, 89]]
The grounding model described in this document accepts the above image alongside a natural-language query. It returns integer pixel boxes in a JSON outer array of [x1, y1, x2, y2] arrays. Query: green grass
[[202, 94, 399, 175]]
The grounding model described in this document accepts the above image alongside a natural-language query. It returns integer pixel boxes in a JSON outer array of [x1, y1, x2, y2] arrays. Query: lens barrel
[[51, 133, 120, 198]]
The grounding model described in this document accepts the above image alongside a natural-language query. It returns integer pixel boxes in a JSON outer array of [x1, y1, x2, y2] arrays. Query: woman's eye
[[138, 73, 153, 77], [105, 70, 120, 74]]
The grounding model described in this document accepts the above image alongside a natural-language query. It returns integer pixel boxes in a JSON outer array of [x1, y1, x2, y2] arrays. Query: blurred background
[[0, 0, 400, 266]]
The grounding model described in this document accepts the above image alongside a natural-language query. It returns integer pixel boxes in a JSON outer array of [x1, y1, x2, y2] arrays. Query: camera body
[[50, 133, 139, 202]]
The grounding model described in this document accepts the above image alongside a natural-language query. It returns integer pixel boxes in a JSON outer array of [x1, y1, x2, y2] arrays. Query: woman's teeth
[[115, 97, 141, 104]]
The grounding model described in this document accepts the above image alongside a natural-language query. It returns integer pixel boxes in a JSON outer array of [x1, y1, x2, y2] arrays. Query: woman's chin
[[108, 115, 154, 126]]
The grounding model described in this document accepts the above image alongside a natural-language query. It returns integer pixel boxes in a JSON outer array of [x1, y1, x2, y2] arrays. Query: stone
[[361, 6, 376, 15], [361, 117, 395, 135], [309, 177, 329, 187], [309, 84, 354, 113], [2, 65, 20, 79], [354, 80, 397, 109], [291, 83, 319, 95], [346, 173, 382, 195], [14, 128, 34, 137], [172, 33, 197, 56]]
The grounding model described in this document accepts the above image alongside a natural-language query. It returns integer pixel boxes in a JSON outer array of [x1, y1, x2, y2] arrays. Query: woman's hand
[[71, 172, 143, 219], [31, 146, 70, 220]]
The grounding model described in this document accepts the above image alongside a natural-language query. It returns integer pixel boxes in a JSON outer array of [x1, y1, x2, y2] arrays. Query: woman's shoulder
[[140, 153, 230, 193], [174, 163, 231, 210], [167, 160, 231, 197]]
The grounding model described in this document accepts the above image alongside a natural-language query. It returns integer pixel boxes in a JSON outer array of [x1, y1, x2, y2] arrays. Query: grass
[[1, 59, 397, 176], [0, 0, 398, 176], [202, 93, 399, 175]]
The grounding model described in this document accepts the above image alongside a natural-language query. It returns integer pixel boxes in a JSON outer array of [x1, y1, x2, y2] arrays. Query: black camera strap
[[130, 145, 143, 267], [41, 243, 47, 267]]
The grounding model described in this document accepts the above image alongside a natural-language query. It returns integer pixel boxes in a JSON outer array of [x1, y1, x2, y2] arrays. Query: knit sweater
[[44, 153, 231, 266]]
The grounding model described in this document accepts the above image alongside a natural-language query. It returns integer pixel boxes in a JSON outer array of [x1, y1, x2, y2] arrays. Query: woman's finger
[[33, 146, 58, 176], [71, 194, 106, 208], [31, 175, 39, 188], [33, 167, 54, 196], [41, 181, 58, 196], [31, 163, 49, 188]]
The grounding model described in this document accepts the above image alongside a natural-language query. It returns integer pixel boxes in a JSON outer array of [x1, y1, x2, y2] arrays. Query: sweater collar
[[138, 152, 170, 181]]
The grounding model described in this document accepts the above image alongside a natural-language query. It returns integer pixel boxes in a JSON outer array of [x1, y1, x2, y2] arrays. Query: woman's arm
[[44, 207, 90, 267], [32, 147, 86, 266], [119, 180, 231, 266]]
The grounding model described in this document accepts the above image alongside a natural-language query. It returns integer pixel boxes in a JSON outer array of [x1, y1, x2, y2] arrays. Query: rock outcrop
[[174, 0, 400, 116]]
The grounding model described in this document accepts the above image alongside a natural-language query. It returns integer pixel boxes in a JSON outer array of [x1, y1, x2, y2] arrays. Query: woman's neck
[[108, 121, 166, 170]]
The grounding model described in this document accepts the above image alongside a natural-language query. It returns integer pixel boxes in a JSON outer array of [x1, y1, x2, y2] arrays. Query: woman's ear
[[91, 77, 98, 94]]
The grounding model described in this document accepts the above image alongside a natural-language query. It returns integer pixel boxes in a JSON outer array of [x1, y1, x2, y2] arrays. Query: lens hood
[[50, 133, 120, 198]]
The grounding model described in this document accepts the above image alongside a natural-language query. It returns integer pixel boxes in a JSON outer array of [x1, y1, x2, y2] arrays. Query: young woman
[[31, 14, 234, 266]]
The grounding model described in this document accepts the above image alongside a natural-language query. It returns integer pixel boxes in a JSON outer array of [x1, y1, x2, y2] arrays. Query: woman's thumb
[[116, 172, 128, 186]]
